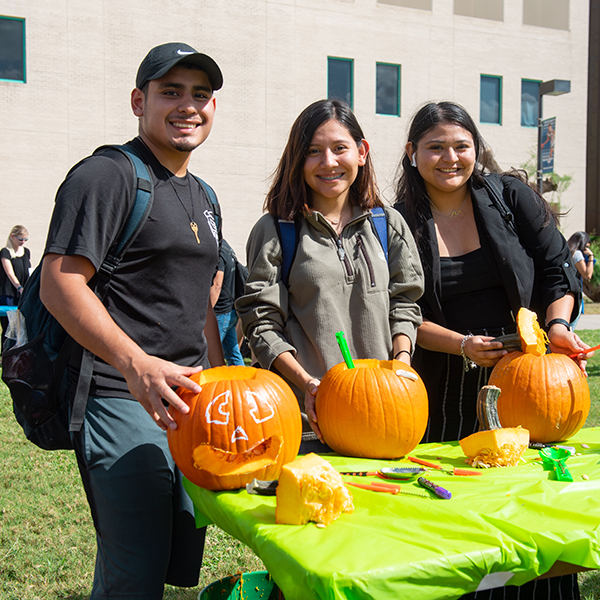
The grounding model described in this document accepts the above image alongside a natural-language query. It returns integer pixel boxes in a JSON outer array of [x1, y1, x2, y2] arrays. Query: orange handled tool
[[408, 456, 481, 476], [569, 343, 600, 359]]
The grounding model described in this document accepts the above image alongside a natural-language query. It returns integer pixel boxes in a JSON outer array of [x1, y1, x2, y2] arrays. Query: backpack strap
[[369, 207, 388, 262], [482, 173, 517, 235], [276, 209, 389, 286], [70, 144, 155, 433], [275, 218, 300, 286]]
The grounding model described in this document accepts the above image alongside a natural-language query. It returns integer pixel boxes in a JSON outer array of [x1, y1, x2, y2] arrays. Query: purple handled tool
[[417, 476, 452, 500]]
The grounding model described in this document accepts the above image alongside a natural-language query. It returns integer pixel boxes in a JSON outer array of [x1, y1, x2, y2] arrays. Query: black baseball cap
[[136, 42, 223, 91]]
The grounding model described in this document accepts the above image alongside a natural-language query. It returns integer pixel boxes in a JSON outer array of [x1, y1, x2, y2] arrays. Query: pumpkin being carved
[[167, 366, 302, 491], [488, 351, 590, 444], [315, 359, 428, 459]]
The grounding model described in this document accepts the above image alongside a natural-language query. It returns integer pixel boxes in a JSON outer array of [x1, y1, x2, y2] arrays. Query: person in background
[[567, 231, 596, 329], [394, 100, 584, 600], [237, 99, 424, 449], [210, 239, 245, 365], [0, 225, 31, 348]]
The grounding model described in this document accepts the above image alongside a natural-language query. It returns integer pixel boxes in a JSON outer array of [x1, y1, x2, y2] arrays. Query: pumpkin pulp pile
[[459, 386, 530, 468], [167, 366, 302, 491]]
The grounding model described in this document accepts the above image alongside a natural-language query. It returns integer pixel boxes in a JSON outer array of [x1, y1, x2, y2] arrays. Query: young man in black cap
[[40, 43, 225, 599]]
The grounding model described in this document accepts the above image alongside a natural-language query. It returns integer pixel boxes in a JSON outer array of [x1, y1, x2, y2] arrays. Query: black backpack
[[2, 144, 221, 451], [221, 240, 248, 300]]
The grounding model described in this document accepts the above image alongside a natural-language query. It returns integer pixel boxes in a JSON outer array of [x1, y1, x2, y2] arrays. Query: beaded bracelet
[[461, 334, 477, 372], [394, 349, 412, 360]]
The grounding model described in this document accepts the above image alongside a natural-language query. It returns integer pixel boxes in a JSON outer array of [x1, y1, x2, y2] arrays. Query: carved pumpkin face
[[167, 366, 302, 490], [489, 351, 590, 443], [315, 359, 429, 459]]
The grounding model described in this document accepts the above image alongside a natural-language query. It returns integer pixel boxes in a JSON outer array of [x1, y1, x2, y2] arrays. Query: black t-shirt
[[44, 137, 220, 398], [0, 247, 30, 298], [214, 240, 237, 315]]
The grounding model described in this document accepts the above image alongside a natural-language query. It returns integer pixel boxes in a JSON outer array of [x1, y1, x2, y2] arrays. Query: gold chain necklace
[[165, 173, 200, 243], [137, 137, 200, 243], [429, 194, 468, 218]]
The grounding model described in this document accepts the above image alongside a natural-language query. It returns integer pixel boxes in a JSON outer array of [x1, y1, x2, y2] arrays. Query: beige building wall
[[0, 0, 589, 264]]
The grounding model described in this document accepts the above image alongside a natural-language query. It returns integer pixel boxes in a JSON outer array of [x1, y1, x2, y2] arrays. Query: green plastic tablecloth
[[183, 428, 600, 600]]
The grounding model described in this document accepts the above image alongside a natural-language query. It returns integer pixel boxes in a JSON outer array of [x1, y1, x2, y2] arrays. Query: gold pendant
[[190, 221, 200, 244]]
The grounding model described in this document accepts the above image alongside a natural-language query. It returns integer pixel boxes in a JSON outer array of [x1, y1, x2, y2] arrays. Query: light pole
[[537, 79, 571, 195]]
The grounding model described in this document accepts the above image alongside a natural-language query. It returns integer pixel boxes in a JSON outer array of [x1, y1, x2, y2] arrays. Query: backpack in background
[[221, 240, 248, 300], [234, 258, 249, 299]]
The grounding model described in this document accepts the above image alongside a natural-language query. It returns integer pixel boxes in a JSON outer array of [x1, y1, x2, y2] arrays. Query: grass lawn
[[2, 333, 600, 600]]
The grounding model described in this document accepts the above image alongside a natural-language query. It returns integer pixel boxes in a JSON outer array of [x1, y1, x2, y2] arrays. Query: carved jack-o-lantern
[[167, 366, 302, 491]]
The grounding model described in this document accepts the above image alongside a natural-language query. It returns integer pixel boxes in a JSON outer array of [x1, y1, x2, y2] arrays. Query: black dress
[[414, 247, 580, 600], [417, 247, 515, 442]]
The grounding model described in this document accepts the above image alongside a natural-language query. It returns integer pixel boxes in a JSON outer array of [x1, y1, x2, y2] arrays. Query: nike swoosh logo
[[177, 50, 194, 55]]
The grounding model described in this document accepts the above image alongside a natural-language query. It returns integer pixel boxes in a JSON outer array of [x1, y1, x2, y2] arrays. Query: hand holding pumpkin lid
[[487, 309, 590, 444]]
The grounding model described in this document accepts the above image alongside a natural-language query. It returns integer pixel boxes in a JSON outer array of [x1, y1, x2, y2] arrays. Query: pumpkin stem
[[476, 385, 502, 431]]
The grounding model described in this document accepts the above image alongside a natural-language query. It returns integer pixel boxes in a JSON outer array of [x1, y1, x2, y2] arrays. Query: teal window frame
[[521, 78, 541, 127], [376, 62, 401, 116], [0, 16, 26, 83], [480, 74, 502, 125], [327, 57, 353, 109]]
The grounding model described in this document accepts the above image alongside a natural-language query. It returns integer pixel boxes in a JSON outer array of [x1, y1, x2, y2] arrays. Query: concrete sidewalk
[[576, 314, 600, 330]]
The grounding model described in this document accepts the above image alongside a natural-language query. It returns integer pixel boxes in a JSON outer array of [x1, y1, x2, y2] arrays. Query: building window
[[480, 75, 502, 124], [454, 0, 503, 21], [521, 79, 540, 127], [523, 0, 569, 31], [376, 63, 400, 116], [377, 0, 432, 9], [0, 17, 25, 82], [328, 57, 353, 108]]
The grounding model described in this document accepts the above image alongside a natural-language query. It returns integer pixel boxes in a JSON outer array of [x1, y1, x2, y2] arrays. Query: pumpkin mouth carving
[[192, 436, 282, 477]]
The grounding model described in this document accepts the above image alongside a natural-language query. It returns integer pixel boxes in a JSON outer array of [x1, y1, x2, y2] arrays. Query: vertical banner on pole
[[541, 117, 556, 174]]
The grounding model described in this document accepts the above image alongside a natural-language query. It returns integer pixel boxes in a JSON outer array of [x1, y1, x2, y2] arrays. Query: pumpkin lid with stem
[[516, 307, 548, 356]]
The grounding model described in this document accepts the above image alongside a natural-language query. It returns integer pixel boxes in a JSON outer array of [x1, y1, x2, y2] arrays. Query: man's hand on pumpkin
[[122, 352, 204, 430]]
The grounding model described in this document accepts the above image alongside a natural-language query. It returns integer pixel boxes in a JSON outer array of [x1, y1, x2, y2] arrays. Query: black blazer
[[396, 174, 581, 328]]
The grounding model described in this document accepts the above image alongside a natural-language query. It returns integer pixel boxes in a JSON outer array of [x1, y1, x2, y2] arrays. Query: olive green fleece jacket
[[236, 206, 424, 406]]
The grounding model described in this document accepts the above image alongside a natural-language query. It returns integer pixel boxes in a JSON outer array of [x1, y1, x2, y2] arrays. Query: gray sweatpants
[[72, 395, 206, 599]]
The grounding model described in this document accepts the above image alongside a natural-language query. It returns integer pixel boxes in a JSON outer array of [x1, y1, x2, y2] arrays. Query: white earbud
[[411, 154, 417, 168]]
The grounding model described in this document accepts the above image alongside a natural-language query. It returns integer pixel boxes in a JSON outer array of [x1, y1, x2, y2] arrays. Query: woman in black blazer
[[394, 102, 586, 442], [394, 100, 586, 600]]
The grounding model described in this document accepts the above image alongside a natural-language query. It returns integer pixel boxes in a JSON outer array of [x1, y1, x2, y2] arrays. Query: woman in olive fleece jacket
[[236, 100, 424, 444]]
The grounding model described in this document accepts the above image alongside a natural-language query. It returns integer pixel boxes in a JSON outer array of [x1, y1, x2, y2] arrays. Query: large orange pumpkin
[[315, 359, 428, 459], [488, 351, 590, 443], [167, 366, 302, 490]]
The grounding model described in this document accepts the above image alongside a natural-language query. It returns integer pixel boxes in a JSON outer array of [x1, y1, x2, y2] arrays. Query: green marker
[[336, 331, 355, 369]]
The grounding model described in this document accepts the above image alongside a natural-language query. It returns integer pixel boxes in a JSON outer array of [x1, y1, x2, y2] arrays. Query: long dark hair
[[568, 231, 591, 255], [265, 99, 381, 220], [395, 101, 553, 243]]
